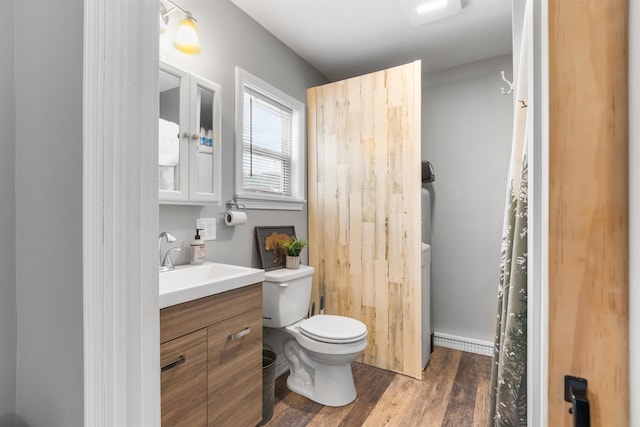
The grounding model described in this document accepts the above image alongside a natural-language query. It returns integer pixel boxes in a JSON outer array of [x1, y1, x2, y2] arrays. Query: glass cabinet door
[[159, 63, 189, 201], [188, 75, 222, 203]]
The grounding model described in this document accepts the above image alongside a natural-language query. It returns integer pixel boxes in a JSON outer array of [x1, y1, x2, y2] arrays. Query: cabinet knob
[[181, 132, 199, 141]]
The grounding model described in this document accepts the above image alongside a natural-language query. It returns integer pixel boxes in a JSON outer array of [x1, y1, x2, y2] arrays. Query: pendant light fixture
[[160, 0, 202, 54]]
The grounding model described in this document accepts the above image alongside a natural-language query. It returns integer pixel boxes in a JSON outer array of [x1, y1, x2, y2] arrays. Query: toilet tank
[[262, 265, 315, 328]]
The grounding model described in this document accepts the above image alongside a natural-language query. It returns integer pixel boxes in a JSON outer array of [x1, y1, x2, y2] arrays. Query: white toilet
[[262, 265, 368, 407]]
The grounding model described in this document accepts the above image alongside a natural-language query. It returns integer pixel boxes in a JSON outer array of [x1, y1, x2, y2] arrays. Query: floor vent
[[433, 333, 494, 357]]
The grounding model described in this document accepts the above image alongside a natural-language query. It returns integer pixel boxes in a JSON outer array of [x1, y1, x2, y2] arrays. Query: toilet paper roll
[[225, 210, 248, 226]]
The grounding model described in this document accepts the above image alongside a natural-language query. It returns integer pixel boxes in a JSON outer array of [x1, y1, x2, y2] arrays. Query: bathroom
[[157, 0, 513, 423], [2, 0, 635, 426], [4, 0, 516, 424], [157, 0, 512, 352]]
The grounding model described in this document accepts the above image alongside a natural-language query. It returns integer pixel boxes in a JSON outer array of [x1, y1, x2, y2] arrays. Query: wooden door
[[307, 61, 423, 379], [548, 0, 629, 425]]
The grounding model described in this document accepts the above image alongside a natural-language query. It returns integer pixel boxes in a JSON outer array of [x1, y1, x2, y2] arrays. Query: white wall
[[14, 0, 84, 425], [423, 54, 513, 343], [158, 0, 328, 268], [512, 0, 526, 86], [0, 0, 16, 425]]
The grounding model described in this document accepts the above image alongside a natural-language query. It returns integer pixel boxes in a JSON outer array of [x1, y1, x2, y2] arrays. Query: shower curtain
[[488, 7, 529, 427]]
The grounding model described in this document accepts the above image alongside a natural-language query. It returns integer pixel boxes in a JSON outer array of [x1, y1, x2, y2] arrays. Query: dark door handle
[[161, 355, 186, 372], [565, 375, 591, 427]]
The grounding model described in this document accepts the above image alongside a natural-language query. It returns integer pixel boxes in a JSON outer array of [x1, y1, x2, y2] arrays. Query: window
[[235, 67, 306, 210]]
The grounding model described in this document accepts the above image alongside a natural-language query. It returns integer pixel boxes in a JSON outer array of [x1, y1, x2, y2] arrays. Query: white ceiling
[[230, 0, 513, 81]]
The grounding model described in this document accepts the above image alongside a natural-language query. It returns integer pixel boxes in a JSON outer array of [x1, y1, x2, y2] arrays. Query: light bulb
[[173, 13, 202, 54]]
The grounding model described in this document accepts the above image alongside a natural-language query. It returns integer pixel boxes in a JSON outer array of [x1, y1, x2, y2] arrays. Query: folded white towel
[[159, 118, 180, 166]]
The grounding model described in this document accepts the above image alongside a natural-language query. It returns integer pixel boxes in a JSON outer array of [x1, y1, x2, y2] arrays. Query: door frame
[[531, 0, 635, 425], [527, 0, 549, 425], [80, 0, 638, 424], [83, 0, 160, 425]]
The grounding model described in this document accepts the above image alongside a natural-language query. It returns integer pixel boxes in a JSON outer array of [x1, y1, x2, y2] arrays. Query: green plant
[[281, 235, 307, 257]]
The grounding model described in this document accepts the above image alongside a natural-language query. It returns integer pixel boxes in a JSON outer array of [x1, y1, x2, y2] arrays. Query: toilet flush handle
[[279, 283, 289, 288]]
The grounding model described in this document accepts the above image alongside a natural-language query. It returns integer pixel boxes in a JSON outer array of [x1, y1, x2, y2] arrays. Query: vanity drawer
[[160, 283, 262, 344], [207, 307, 262, 427], [161, 328, 207, 427]]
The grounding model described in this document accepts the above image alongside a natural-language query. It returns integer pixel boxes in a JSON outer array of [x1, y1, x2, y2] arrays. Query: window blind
[[242, 87, 294, 196]]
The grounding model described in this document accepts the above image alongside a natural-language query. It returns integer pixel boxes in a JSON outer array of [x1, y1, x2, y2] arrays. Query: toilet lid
[[298, 315, 368, 344]]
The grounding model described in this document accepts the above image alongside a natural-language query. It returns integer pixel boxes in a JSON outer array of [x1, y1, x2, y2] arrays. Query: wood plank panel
[[263, 347, 490, 427], [441, 352, 491, 427], [308, 61, 422, 378], [548, 0, 629, 425], [402, 343, 462, 426], [307, 87, 320, 314], [472, 377, 490, 427], [307, 363, 395, 427], [361, 374, 421, 426], [267, 371, 322, 426]]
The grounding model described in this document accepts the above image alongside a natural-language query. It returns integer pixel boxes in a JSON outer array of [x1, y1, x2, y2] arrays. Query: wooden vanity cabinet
[[160, 284, 263, 427], [161, 329, 208, 426]]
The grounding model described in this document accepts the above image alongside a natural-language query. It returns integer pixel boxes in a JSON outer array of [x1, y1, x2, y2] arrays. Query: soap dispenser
[[190, 228, 206, 265]]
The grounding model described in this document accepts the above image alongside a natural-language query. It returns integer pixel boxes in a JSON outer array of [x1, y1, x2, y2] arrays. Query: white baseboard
[[433, 332, 494, 356]]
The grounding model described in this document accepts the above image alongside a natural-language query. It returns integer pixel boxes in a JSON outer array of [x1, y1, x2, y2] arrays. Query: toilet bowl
[[262, 265, 368, 407]]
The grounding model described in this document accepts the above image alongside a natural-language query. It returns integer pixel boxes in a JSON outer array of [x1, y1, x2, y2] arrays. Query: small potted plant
[[281, 235, 307, 269]]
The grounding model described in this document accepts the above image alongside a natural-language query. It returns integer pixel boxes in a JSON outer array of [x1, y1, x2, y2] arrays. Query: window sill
[[235, 195, 305, 211]]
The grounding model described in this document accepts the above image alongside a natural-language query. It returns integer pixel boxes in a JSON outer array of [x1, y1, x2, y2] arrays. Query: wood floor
[[263, 346, 492, 427]]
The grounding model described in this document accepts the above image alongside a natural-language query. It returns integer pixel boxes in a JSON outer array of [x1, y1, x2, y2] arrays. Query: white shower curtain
[[488, 6, 529, 426]]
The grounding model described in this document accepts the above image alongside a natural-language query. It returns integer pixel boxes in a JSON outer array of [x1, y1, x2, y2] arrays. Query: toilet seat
[[297, 315, 368, 344]]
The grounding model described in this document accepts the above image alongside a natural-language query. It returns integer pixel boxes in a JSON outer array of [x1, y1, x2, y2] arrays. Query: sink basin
[[159, 262, 265, 308]]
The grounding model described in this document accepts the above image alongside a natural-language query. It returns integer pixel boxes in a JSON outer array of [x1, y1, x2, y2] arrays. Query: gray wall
[[159, 0, 328, 268], [14, 0, 84, 425], [0, 0, 16, 425], [423, 55, 513, 343]]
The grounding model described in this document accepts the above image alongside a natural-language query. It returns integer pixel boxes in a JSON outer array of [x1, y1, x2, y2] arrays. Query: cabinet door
[[188, 74, 222, 203], [208, 307, 263, 427], [161, 328, 208, 427], [159, 62, 189, 202]]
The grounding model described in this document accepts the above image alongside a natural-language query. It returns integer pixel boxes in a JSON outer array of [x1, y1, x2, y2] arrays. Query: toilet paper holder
[[225, 198, 246, 210], [225, 198, 248, 227]]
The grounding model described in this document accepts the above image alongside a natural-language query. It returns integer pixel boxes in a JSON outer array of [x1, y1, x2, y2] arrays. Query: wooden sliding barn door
[[548, 0, 629, 425], [307, 61, 423, 379]]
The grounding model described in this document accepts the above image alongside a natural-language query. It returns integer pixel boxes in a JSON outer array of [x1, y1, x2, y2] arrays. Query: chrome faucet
[[159, 231, 180, 272], [161, 247, 181, 272]]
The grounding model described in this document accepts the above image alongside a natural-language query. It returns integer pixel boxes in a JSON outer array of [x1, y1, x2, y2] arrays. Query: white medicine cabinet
[[159, 61, 222, 204]]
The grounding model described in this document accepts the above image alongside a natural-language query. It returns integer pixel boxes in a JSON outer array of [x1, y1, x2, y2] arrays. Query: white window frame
[[234, 67, 306, 210]]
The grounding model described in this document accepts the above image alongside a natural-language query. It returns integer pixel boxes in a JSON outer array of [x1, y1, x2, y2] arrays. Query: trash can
[[259, 349, 276, 426]]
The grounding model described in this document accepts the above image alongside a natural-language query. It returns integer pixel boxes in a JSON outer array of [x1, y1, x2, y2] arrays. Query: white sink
[[159, 262, 265, 308]]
